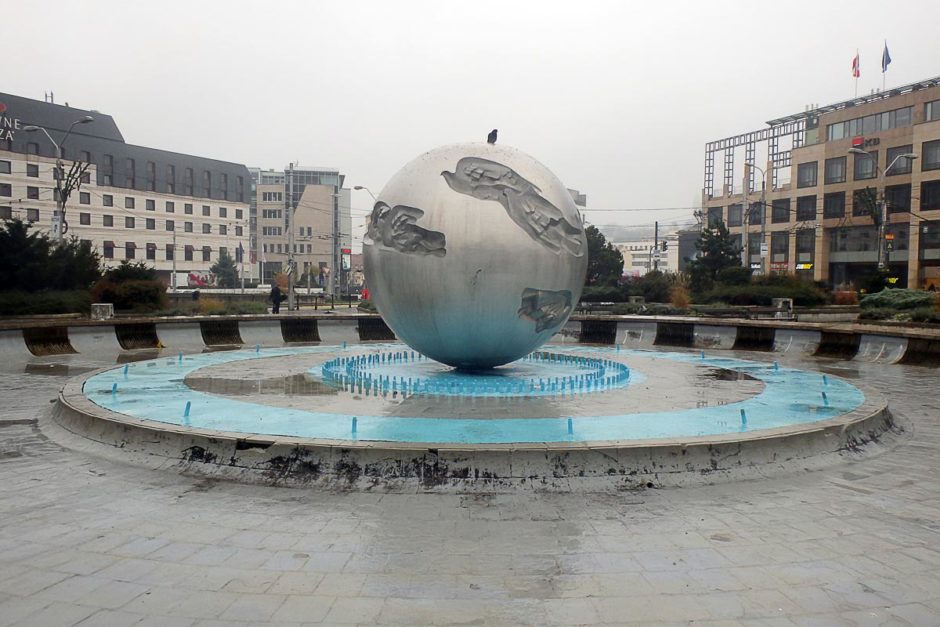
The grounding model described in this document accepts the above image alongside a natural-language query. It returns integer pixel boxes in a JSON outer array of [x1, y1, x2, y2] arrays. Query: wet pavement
[[1, 347, 939, 625]]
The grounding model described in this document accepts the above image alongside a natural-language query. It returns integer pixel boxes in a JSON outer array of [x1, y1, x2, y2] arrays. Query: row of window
[[263, 243, 315, 254], [0, 148, 247, 202], [796, 140, 940, 189], [826, 106, 913, 141], [98, 242, 243, 263], [76, 213, 244, 235], [712, 180, 940, 226]]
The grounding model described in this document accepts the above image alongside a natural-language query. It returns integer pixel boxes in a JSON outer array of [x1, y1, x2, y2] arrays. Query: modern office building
[[615, 235, 679, 277], [702, 76, 940, 289], [249, 166, 352, 293], [0, 92, 251, 287]]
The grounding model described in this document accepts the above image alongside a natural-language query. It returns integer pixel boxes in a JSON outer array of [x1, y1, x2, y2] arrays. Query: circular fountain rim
[[58, 360, 889, 452]]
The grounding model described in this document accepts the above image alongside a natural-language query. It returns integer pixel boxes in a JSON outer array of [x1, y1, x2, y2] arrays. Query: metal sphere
[[363, 143, 588, 369]]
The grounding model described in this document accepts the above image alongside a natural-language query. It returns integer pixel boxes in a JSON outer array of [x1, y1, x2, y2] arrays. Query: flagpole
[[855, 48, 859, 98]]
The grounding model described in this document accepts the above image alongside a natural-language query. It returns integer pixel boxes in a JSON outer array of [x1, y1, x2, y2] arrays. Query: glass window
[[922, 181, 940, 210], [184, 246, 193, 262], [125, 243, 136, 259], [81, 172, 90, 184], [772, 198, 791, 223], [0, 206, 12, 219], [103, 241, 114, 258], [219, 224, 227, 235], [125, 197, 136, 209], [853, 151, 878, 180], [103, 215, 113, 227], [770, 231, 789, 260], [184, 222, 193, 233], [895, 106, 912, 127], [0, 160, 9, 174], [26, 164, 39, 178], [202, 223, 211, 234], [125, 217, 135, 229], [795, 228, 815, 254], [927, 100, 940, 122], [103, 194, 113, 207], [885, 184, 912, 215], [27, 186, 40, 200], [924, 140, 940, 171], [145, 199, 155, 211], [79, 212, 91, 225], [166, 244, 174, 260], [0, 184, 11, 197], [202, 205, 211, 216], [146, 244, 156, 261], [184, 203, 193, 214], [727, 204, 742, 227], [235, 226, 243, 236], [235, 208, 243, 219], [707, 206, 722, 228], [824, 157, 846, 184], [886, 145, 914, 175], [745, 202, 761, 226], [202, 246, 211, 262], [166, 201, 175, 213], [25, 208, 39, 221], [796, 196, 816, 221], [853, 188, 877, 218], [823, 192, 845, 219], [796, 162, 817, 188], [166, 219, 175, 231], [79, 192, 90, 205], [146, 218, 156, 230]]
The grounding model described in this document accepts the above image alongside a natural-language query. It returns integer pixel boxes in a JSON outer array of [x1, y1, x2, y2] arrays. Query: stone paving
[[1, 350, 939, 625]]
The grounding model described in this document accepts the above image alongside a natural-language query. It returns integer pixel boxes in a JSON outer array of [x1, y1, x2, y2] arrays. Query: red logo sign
[[0, 103, 7, 114], [852, 136, 864, 147]]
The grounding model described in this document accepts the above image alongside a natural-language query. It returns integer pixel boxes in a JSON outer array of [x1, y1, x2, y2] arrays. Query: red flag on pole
[[851, 51, 860, 78]]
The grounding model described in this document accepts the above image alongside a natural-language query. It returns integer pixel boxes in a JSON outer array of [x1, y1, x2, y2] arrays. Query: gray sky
[[7, 0, 940, 245]]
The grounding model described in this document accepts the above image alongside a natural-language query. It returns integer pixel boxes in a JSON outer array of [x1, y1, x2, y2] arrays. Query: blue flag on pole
[[882, 42, 891, 73]]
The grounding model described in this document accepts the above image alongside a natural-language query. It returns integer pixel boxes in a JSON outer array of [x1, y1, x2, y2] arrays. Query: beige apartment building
[[250, 167, 352, 293], [0, 92, 251, 288], [702, 76, 940, 289]]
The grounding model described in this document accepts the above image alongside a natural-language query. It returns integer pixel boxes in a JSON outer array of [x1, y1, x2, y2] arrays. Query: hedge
[[0, 290, 92, 316], [859, 288, 938, 311]]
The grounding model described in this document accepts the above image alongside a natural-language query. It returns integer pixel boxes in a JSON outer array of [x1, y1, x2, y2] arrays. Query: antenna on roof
[[44, 91, 55, 104]]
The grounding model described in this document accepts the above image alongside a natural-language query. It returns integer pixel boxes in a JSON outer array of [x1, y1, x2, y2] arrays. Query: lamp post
[[353, 185, 377, 201], [22, 116, 94, 242], [848, 148, 918, 269], [743, 162, 767, 274]]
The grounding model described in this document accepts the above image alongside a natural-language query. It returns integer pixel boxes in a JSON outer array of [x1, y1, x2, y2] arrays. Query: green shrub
[[909, 307, 940, 323], [92, 279, 167, 311], [580, 285, 625, 303], [859, 288, 938, 311], [609, 302, 688, 316], [701, 281, 826, 307], [857, 307, 897, 321], [0, 290, 92, 316], [716, 266, 752, 286]]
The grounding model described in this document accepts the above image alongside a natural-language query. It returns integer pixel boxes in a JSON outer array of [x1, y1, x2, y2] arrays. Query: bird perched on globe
[[363, 142, 587, 369]]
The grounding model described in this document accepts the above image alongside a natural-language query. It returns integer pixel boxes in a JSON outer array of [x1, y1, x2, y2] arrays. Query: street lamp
[[847, 148, 918, 269], [743, 162, 767, 274], [353, 185, 377, 201], [23, 116, 94, 242]]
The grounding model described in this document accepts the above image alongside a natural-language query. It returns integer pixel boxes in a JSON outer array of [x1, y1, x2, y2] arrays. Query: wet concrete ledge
[[54, 369, 896, 492], [0, 314, 938, 364]]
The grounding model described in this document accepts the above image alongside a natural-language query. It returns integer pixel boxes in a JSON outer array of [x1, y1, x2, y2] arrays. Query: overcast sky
[[6, 0, 940, 244]]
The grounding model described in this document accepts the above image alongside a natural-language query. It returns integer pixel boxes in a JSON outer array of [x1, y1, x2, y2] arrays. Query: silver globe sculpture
[[363, 143, 588, 369]]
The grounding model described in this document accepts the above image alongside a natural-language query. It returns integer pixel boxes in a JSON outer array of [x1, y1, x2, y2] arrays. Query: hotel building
[[702, 76, 940, 289]]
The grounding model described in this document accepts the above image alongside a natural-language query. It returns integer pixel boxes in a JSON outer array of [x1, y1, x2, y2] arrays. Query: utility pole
[[171, 227, 177, 291], [331, 187, 341, 297], [287, 163, 296, 311], [653, 221, 659, 271]]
